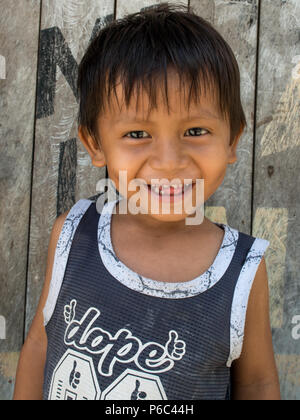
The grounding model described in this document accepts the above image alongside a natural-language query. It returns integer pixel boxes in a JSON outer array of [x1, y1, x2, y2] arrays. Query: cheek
[[197, 147, 229, 200], [198, 146, 228, 174], [105, 151, 142, 192]]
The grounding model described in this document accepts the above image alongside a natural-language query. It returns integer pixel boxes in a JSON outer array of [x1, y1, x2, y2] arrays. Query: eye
[[123, 131, 150, 139], [123, 127, 210, 139], [185, 127, 209, 137]]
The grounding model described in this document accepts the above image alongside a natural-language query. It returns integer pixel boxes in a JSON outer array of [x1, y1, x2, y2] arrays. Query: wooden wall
[[0, 0, 299, 400]]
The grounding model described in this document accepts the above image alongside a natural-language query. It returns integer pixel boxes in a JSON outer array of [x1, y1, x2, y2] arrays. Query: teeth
[[152, 184, 173, 189], [149, 182, 193, 195], [151, 184, 182, 189]]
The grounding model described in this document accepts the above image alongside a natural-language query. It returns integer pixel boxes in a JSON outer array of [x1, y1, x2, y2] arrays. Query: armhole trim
[[226, 237, 270, 367], [43, 199, 93, 326]]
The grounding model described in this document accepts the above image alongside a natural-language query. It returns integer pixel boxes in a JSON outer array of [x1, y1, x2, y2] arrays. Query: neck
[[114, 200, 208, 237]]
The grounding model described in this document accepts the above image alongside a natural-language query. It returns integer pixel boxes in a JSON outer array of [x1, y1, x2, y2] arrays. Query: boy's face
[[78, 70, 242, 228]]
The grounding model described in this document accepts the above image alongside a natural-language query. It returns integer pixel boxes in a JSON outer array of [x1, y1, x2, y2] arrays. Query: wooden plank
[[116, 0, 181, 17], [189, 0, 259, 234], [25, 0, 113, 335], [0, 0, 41, 401], [253, 0, 300, 400]]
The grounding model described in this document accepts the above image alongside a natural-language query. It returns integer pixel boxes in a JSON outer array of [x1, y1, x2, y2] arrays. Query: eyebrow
[[113, 110, 220, 125]]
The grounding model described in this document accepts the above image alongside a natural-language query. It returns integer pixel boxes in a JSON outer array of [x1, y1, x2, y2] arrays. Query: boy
[[14, 3, 280, 400]]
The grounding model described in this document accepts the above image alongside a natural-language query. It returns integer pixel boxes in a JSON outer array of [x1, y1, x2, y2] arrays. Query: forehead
[[99, 69, 223, 123]]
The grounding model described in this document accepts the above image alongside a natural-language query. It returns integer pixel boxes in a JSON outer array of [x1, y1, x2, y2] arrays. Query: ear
[[78, 125, 106, 167], [228, 124, 245, 165]]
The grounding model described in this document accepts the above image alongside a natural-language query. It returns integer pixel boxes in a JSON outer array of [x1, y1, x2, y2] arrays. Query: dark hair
[[77, 2, 246, 145]]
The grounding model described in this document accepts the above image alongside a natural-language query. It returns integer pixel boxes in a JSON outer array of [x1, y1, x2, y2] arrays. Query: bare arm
[[13, 211, 69, 400], [231, 256, 281, 400]]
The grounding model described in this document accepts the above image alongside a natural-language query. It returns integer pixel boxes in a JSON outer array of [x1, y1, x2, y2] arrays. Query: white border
[[43, 199, 93, 326], [98, 198, 239, 299], [226, 237, 270, 367]]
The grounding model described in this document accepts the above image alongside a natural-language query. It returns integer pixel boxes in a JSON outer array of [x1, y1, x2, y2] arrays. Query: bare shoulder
[[14, 210, 71, 399], [52, 210, 70, 237], [248, 255, 269, 307], [231, 256, 281, 399], [25, 210, 70, 345], [39, 209, 70, 310]]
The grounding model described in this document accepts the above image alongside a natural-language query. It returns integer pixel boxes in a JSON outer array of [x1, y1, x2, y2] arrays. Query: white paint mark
[[292, 55, 300, 80], [260, 57, 300, 157], [0, 316, 6, 340], [0, 55, 6, 79], [204, 206, 228, 225]]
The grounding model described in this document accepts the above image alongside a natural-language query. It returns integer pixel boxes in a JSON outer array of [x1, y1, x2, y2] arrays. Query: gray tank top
[[42, 195, 269, 400]]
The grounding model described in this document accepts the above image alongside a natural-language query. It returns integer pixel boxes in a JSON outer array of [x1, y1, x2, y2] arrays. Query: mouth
[[146, 182, 195, 197]]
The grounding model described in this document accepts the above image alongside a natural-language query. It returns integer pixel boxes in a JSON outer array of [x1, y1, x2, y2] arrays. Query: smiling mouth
[[147, 182, 195, 196]]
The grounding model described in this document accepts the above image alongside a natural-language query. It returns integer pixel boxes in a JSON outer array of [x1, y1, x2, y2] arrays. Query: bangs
[[102, 64, 219, 121]]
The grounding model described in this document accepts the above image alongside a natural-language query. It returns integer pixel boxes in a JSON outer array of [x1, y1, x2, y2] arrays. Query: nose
[[149, 138, 189, 173]]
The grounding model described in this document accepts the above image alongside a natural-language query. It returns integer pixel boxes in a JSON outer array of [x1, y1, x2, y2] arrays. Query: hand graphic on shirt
[[64, 299, 77, 324], [166, 330, 186, 360]]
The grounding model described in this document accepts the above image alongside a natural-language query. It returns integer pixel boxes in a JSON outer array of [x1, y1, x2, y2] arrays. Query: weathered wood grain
[[0, 0, 299, 401], [190, 0, 259, 234], [0, 0, 41, 400], [25, 0, 112, 335], [253, 0, 300, 400]]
